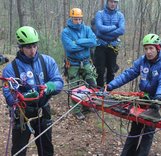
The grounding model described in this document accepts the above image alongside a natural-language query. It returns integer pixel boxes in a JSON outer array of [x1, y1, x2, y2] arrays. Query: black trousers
[[94, 46, 118, 87], [11, 105, 54, 156], [121, 122, 155, 156]]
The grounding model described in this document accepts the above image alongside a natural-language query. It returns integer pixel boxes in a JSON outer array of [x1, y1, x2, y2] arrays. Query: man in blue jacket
[[61, 8, 97, 120], [107, 34, 161, 156], [94, 0, 125, 87], [3, 26, 64, 156]]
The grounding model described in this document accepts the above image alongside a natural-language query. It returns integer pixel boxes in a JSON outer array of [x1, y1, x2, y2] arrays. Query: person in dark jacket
[[3, 26, 64, 156], [61, 8, 97, 120], [94, 0, 125, 87], [107, 34, 161, 156]]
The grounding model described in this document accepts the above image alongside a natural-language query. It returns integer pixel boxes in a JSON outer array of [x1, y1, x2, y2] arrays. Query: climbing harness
[[0, 76, 46, 156], [13, 99, 83, 156], [107, 44, 119, 55]]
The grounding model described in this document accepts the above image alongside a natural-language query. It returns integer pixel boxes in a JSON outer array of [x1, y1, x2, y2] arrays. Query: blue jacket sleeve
[[76, 27, 97, 48], [155, 74, 161, 97], [108, 58, 141, 90], [2, 64, 17, 106], [3, 87, 17, 106], [61, 29, 85, 53], [95, 11, 117, 33], [105, 13, 125, 37], [45, 55, 64, 95]]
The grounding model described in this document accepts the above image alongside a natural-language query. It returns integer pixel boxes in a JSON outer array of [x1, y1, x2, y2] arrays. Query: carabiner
[[8, 77, 20, 90], [27, 121, 35, 134]]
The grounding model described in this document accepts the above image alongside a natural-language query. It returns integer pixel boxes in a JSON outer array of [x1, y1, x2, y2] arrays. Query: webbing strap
[[38, 54, 48, 82], [12, 59, 20, 79]]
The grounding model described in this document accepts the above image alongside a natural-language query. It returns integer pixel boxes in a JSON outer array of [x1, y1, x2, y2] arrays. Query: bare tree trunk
[[43, 0, 49, 54], [16, 0, 27, 26], [30, 0, 37, 27], [9, 0, 13, 54], [154, 0, 161, 33], [63, 0, 68, 27]]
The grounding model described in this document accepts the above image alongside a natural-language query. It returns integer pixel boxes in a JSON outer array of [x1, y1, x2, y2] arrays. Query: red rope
[[0, 77, 46, 109], [0, 76, 11, 81], [14, 85, 46, 108]]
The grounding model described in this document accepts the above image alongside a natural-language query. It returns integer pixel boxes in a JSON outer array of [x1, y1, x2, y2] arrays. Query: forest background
[[0, 0, 161, 90], [1, 1, 161, 155]]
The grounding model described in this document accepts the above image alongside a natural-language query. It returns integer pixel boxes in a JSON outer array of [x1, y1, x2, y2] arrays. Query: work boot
[[75, 112, 85, 120], [139, 108, 161, 122]]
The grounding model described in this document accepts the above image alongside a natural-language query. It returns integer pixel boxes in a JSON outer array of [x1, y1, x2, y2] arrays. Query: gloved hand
[[24, 89, 39, 100], [45, 81, 56, 95], [143, 92, 150, 100]]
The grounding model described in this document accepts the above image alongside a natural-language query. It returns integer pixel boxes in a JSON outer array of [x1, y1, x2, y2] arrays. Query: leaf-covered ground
[[0, 55, 161, 156], [0, 92, 161, 156]]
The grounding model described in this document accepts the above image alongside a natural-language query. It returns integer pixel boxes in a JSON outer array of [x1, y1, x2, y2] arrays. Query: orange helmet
[[70, 8, 83, 17]]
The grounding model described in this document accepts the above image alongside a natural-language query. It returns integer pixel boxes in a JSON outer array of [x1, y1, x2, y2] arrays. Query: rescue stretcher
[[70, 85, 161, 128]]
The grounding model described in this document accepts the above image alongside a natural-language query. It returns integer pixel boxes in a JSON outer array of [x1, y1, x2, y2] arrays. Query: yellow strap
[[18, 107, 42, 133], [107, 45, 119, 55], [19, 107, 28, 132]]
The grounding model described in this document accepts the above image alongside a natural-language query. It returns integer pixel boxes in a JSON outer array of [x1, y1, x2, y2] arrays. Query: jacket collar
[[104, 4, 118, 14], [16, 51, 39, 64], [67, 18, 83, 30]]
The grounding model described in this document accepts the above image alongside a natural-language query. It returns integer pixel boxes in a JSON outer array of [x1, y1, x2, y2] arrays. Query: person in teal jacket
[[61, 8, 97, 120], [3, 26, 64, 156], [107, 34, 161, 156]]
